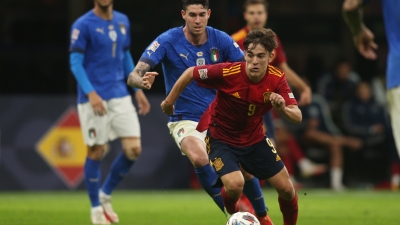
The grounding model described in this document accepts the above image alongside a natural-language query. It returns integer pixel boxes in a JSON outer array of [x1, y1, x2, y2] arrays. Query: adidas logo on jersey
[[232, 92, 241, 98]]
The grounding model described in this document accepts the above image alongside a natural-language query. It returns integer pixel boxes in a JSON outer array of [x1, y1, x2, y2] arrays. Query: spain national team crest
[[36, 108, 86, 189], [210, 48, 220, 62], [263, 92, 272, 103], [119, 23, 126, 35]]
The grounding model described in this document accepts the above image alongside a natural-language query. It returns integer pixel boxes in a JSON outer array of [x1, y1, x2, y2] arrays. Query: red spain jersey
[[193, 62, 297, 147], [231, 27, 287, 67]]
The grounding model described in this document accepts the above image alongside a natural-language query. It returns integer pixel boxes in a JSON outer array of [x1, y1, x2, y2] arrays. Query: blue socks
[[84, 157, 101, 207], [102, 153, 135, 195], [243, 177, 267, 217], [195, 164, 224, 212]]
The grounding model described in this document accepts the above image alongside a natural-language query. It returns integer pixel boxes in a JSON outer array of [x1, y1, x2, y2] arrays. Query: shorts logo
[[211, 158, 224, 171], [88, 128, 96, 139], [210, 48, 220, 62], [198, 68, 208, 80], [205, 136, 211, 154], [276, 154, 281, 161], [263, 92, 272, 103], [177, 128, 185, 137]]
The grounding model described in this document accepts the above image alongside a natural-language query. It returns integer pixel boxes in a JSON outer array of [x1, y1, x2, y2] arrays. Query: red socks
[[221, 187, 239, 214], [278, 194, 298, 225]]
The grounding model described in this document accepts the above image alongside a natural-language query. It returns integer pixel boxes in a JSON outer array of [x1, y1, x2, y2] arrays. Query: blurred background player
[[69, 0, 150, 224], [127, 0, 269, 219], [160, 28, 300, 225], [342, 0, 400, 190]]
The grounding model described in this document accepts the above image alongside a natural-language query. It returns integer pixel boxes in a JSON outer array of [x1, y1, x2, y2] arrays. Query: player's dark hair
[[243, 0, 268, 12], [243, 28, 277, 53], [182, 0, 209, 11]]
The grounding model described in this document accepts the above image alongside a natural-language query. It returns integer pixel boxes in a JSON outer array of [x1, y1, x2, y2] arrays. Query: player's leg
[[220, 171, 244, 215], [78, 103, 110, 225], [241, 170, 269, 218], [168, 121, 225, 213], [100, 96, 141, 223], [388, 87, 400, 159]]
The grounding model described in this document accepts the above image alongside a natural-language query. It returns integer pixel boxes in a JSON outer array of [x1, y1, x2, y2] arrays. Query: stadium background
[[0, 0, 391, 191]]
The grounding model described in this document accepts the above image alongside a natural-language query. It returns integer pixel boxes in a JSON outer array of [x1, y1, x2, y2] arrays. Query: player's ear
[[181, 10, 186, 20], [268, 49, 276, 63], [207, 9, 211, 19]]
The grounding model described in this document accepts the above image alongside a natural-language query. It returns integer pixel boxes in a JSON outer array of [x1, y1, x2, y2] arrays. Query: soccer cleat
[[99, 190, 119, 223], [91, 206, 111, 225], [256, 214, 274, 225]]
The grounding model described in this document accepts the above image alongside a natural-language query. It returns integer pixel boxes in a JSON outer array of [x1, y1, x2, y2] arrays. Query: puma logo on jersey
[[96, 28, 104, 34], [232, 92, 241, 98], [180, 53, 189, 60]]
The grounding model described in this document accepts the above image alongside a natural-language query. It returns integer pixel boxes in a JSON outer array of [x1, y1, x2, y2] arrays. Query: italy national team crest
[[263, 92, 272, 103], [119, 23, 126, 35], [210, 48, 220, 62]]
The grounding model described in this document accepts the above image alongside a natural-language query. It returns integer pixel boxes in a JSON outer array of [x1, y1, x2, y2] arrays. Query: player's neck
[[183, 26, 208, 45], [93, 5, 113, 20], [245, 67, 266, 83]]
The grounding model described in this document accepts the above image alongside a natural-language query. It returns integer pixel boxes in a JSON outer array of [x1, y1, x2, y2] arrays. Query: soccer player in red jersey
[[231, 0, 310, 106], [159, 28, 300, 225]]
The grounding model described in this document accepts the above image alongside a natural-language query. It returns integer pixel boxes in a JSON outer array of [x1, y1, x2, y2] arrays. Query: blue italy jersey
[[139, 26, 244, 122], [69, 10, 131, 103], [382, 0, 400, 89]]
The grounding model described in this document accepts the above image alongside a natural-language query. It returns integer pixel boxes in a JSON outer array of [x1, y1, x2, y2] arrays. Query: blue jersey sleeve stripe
[[123, 50, 138, 92], [70, 52, 95, 94], [139, 57, 157, 69], [69, 47, 85, 53]]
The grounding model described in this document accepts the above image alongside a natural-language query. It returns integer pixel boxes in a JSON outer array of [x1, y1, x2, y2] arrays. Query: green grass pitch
[[0, 189, 399, 225]]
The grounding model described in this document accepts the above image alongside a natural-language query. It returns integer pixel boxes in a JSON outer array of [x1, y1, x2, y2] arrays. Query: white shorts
[[77, 95, 140, 146], [387, 86, 400, 156], [167, 120, 207, 154]]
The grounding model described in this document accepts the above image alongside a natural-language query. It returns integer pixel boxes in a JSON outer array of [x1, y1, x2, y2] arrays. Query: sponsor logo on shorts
[[276, 154, 281, 161], [88, 128, 96, 138], [211, 158, 224, 171], [177, 128, 185, 137]]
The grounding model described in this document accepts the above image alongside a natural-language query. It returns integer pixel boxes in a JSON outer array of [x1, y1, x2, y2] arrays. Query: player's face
[[244, 4, 267, 30], [95, 0, 113, 9], [245, 44, 274, 80], [181, 5, 211, 36]]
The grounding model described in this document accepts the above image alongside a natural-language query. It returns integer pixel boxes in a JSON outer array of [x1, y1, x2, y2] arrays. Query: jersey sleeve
[[276, 75, 298, 106], [123, 17, 131, 51], [138, 33, 168, 69], [193, 63, 227, 89], [271, 35, 287, 66], [69, 20, 89, 53], [219, 31, 244, 62]]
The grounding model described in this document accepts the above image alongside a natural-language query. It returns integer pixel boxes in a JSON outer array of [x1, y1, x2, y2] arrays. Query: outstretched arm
[[127, 61, 158, 89], [342, 0, 378, 60], [161, 67, 195, 115]]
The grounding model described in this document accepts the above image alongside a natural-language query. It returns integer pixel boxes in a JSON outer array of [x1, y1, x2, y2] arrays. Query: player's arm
[[69, 52, 106, 116], [270, 94, 302, 124], [127, 61, 158, 90], [278, 62, 311, 106], [161, 67, 195, 115], [342, 0, 378, 60], [123, 50, 150, 115]]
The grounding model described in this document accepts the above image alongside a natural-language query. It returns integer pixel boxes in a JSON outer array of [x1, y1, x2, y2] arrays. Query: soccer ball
[[226, 212, 260, 225]]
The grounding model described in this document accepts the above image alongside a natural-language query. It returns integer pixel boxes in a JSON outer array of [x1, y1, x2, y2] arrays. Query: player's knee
[[87, 145, 105, 160], [224, 176, 245, 195], [189, 152, 209, 168], [276, 180, 295, 200], [123, 145, 141, 160]]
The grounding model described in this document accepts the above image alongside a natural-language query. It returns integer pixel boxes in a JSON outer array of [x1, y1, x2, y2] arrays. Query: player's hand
[[88, 91, 107, 116], [142, 72, 158, 90], [270, 93, 285, 111], [297, 87, 312, 106], [160, 100, 174, 115], [353, 26, 378, 60], [135, 90, 151, 116]]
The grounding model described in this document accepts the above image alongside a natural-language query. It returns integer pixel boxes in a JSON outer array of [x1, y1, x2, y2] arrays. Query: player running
[[128, 0, 272, 223], [69, 0, 150, 224], [161, 28, 300, 225]]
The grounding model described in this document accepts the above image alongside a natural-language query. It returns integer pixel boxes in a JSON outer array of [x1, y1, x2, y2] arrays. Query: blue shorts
[[206, 132, 284, 187]]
